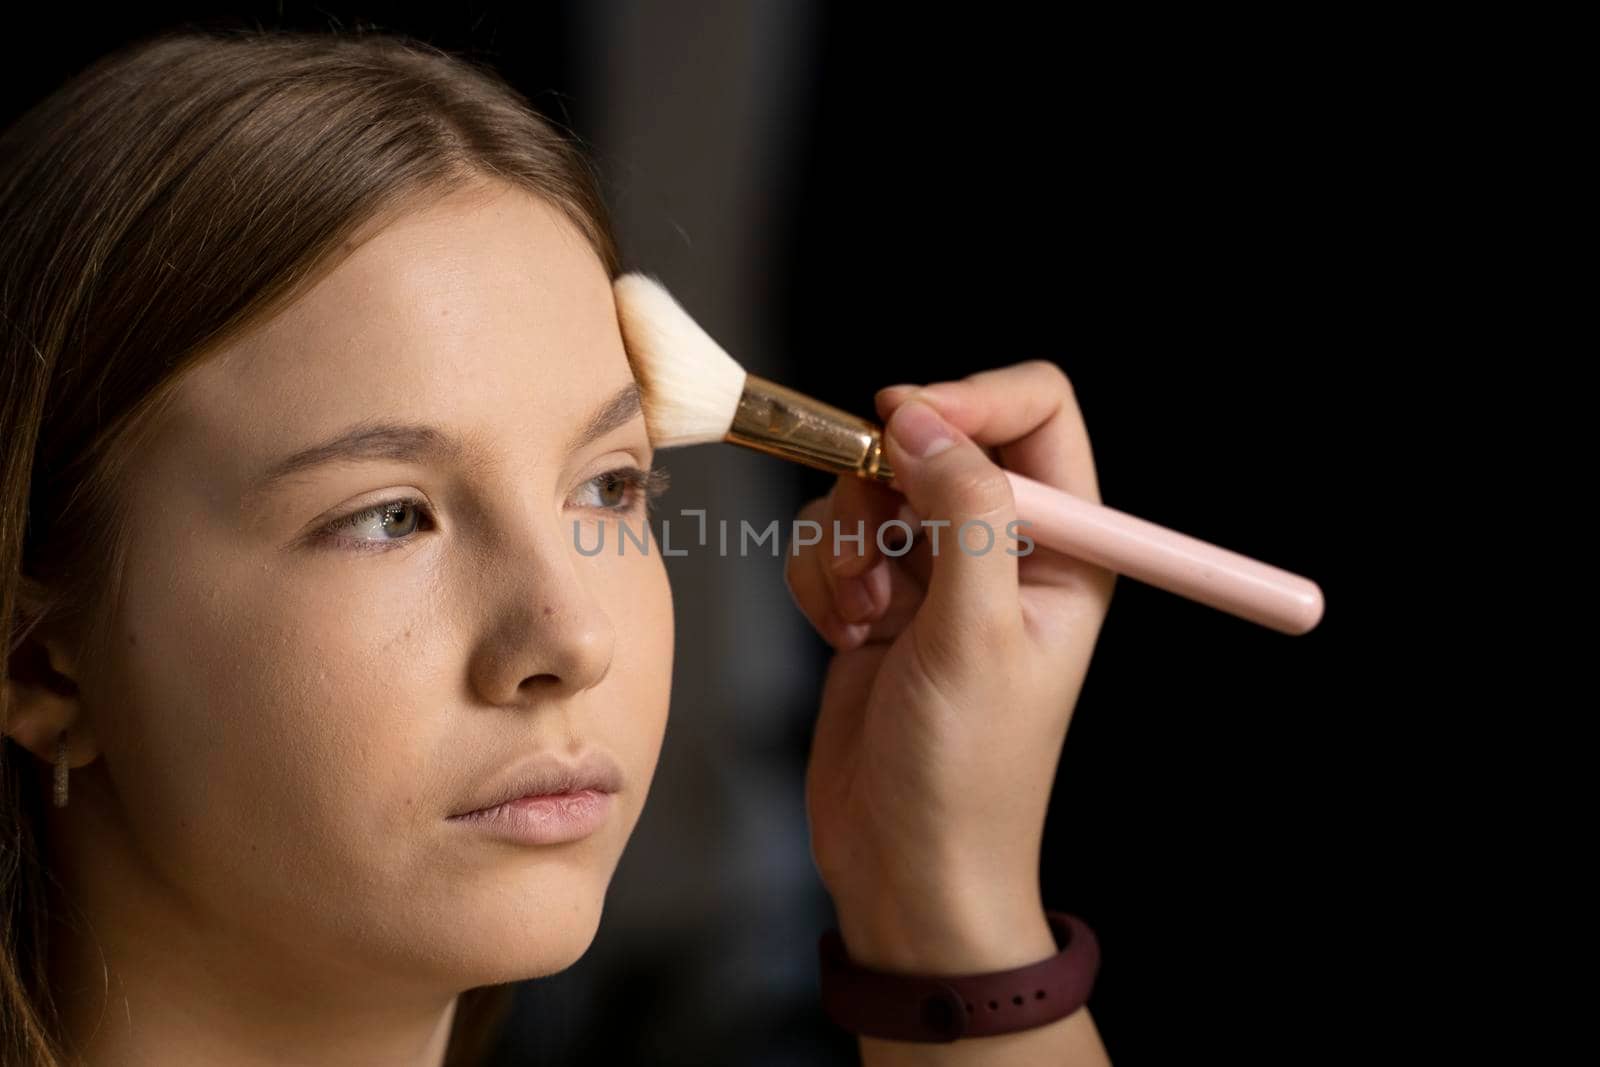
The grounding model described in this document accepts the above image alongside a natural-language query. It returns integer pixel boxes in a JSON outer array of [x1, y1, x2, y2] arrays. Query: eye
[[570, 465, 671, 513], [314, 498, 434, 552], [309, 466, 671, 554]]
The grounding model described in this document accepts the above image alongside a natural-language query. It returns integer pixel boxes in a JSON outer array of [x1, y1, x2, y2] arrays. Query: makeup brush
[[614, 272, 1325, 636]]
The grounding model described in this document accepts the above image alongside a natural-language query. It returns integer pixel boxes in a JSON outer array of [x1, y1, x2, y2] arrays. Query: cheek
[[612, 544, 673, 667], [92, 510, 675, 954], [95, 537, 446, 906], [589, 544, 674, 805]]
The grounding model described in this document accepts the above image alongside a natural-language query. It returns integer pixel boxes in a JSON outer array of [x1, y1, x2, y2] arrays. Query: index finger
[[876, 360, 1101, 505]]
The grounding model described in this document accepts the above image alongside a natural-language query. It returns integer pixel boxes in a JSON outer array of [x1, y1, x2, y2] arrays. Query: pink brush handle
[[1005, 470, 1324, 635]]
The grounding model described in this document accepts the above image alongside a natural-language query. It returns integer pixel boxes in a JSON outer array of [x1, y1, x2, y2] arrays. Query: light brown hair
[[0, 26, 621, 1066]]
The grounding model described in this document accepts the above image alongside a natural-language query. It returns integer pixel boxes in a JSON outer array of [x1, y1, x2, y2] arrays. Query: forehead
[[160, 183, 630, 477]]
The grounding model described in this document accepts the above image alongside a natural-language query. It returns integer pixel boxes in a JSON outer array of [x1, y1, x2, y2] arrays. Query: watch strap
[[817, 910, 1099, 1043]]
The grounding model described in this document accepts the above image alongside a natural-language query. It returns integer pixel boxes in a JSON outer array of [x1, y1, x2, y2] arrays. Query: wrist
[[832, 885, 1058, 975]]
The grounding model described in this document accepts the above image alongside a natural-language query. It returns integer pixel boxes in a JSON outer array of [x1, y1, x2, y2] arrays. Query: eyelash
[[312, 465, 672, 553]]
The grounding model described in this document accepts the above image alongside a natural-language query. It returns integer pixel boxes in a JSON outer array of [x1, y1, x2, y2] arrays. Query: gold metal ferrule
[[727, 374, 896, 483]]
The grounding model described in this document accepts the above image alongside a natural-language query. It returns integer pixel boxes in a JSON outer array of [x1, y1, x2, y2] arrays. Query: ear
[[3, 622, 100, 770]]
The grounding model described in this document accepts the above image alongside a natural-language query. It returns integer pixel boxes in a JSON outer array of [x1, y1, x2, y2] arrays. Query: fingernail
[[826, 612, 870, 650], [889, 398, 955, 459], [837, 620, 870, 650]]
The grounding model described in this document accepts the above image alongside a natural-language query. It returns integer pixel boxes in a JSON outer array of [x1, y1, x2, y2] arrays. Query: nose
[[468, 522, 616, 706]]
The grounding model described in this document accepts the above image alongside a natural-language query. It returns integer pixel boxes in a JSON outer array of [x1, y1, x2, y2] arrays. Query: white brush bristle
[[613, 272, 747, 447]]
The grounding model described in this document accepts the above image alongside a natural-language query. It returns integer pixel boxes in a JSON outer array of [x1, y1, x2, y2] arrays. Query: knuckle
[[946, 464, 1015, 519], [1029, 358, 1073, 397]]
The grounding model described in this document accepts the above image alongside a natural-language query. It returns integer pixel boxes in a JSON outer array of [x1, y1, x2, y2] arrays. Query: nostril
[[519, 673, 561, 691]]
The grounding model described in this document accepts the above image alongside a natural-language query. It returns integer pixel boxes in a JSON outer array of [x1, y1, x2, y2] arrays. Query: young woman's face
[[64, 181, 674, 991]]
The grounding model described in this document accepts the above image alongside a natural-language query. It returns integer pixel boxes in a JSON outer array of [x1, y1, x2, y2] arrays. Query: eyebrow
[[242, 382, 643, 502]]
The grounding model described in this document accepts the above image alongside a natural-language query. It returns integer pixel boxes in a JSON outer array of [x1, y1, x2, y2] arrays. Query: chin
[[429, 873, 611, 986]]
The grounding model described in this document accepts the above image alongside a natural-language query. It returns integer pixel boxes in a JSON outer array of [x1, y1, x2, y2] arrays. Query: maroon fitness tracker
[[817, 910, 1099, 1043]]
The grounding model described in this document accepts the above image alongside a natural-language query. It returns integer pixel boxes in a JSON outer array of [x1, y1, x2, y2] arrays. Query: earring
[[53, 729, 68, 808]]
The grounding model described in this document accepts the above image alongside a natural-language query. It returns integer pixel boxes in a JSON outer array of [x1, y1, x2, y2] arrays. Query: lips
[[449, 748, 625, 819]]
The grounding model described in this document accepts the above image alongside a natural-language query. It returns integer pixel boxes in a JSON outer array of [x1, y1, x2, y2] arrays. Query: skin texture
[[8, 179, 674, 1065]]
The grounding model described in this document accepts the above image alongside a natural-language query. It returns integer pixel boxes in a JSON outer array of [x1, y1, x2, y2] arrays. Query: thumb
[[883, 396, 1022, 668]]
